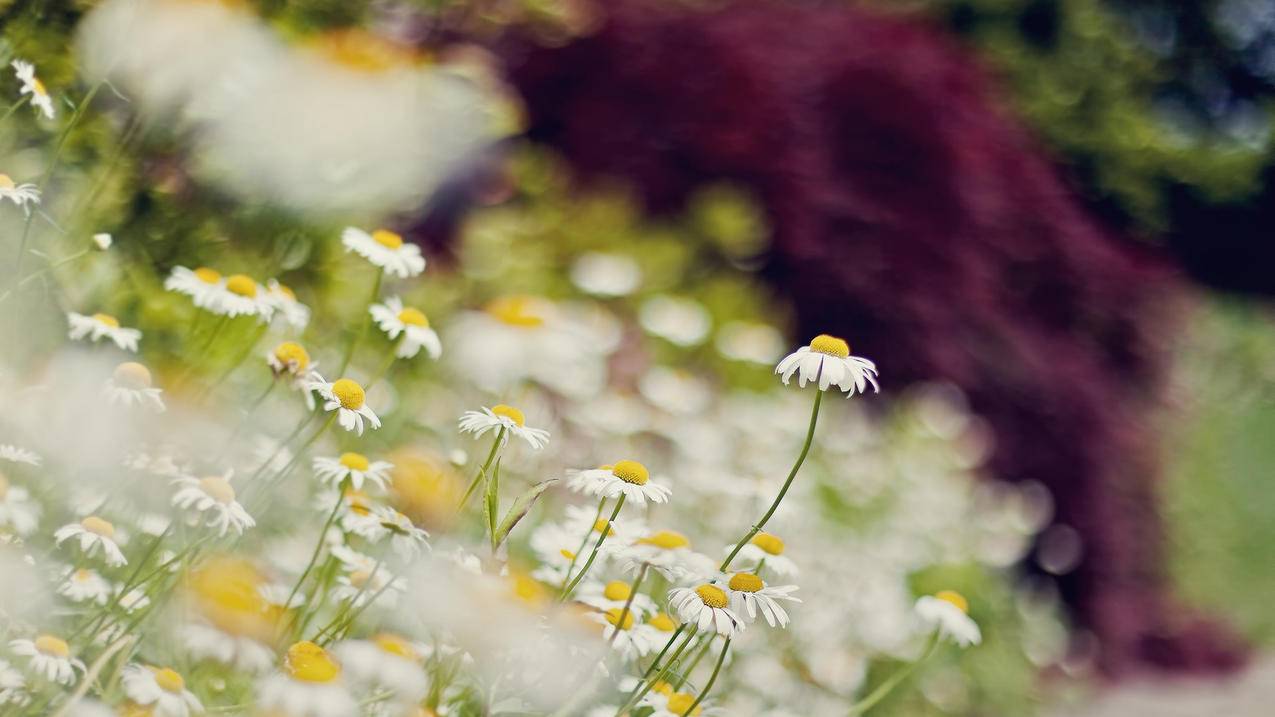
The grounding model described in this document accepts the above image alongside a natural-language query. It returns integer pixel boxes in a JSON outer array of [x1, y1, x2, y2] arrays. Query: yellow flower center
[[639, 530, 690, 550], [274, 283, 297, 300], [32, 78, 47, 96], [339, 452, 370, 472], [331, 378, 366, 410], [695, 584, 729, 609], [750, 532, 786, 556], [92, 313, 120, 328], [225, 274, 257, 297], [809, 334, 850, 358], [666, 693, 702, 716], [371, 229, 403, 249], [81, 515, 115, 538], [490, 404, 525, 427], [114, 361, 153, 389], [152, 667, 185, 693], [313, 28, 417, 72], [728, 572, 764, 593], [559, 549, 575, 561], [604, 607, 635, 631], [0, 175, 14, 190], [373, 633, 419, 660], [935, 590, 969, 614], [198, 476, 236, 504], [648, 613, 678, 632], [602, 581, 631, 601], [348, 570, 373, 588], [485, 296, 545, 328], [651, 680, 674, 696], [511, 573, 548, 605], [284, 641, 341, 683], [186, 557, 274, 641], [193, 267, 222, 284], [396, 307, 429, 327], [73, 569, 92, 582], [611, 460, 649, 486], [34, 635, 70, 658], [592, 519, 612, 537], [273, 342, 310, 372]]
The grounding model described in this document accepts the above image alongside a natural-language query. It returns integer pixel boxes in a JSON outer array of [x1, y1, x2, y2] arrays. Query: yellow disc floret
[[92, 313, 120, 328], [935, 590, 969, 614], [485, 296, 546, 328], [330, 378, 366, 410], [559, 549, 575, 561], [592, 519, 612, 537], [81, 515, 115, 538], [602, 581, 631, 601], [371, 229, 403, 249], [272, 342, 310, 372], [648, 613, 678, 632], [225, 274, 257, 298], [34, 635, 70, 658], [199, 476, 236, 504], [339, 452, 370, 472], [114, 362, 153, 389], [639, 530, 690, 550], [651, 680, 674, 696], [666, 693, 702, 716], [373, 633, 419, 660], [193, 267, 222, 284], [285, 641, 341, 683], [695, 584, 729, 609], [750, 532, 786, 556], [809, 334, 850, 358], [396, 307, 429, 328], [490, 404, 525, 427], [611, 460, 649, 486], [0, 175, 14, 190], [728, 572, 764, 593], [151, 667, 185, 693], [604, 607, 635, 631]]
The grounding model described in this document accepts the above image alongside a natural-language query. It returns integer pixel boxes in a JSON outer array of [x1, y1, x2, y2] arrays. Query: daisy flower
[[257, 641, 357, 717], [332, 633, 429, 702], [576, 579, 657, 618], [640, 688, 718, 717], [915, 591, 981, 647], [54, 515, 127, 566], [267, 279, 310, 330], [458, 404, 550, 450], [312, 452, 392, 491], [67, 312, 142, 352], [0, 174, 40, 215], [0, 659, 27, 706], [206, 273, 274, 321], [0, 474, 40, 536], [120, 664, 203, 717], [179, 622, 274, 674], [8, 635, 85, 685], [725, 532, 799, 577], [307, 376, 380, 435], [103, 361, 166, 412], [567, 460, 671, 505], [610, 530, 715, 580], [588, 609, 663, 661], [667, 584, 744, 638], [370, 504, 430, 559], [11, 60, 54, 119], [0, 445, 40, 466], [172, 471, 256, 536], [57, 568, 112, 605], [720, 572, 801, 628], [117, 587, 151, 614], [369, 296, 441, 359], [332, 561, 401, 609], [775, 334, 879, 396], [341, 227, 425, 278], [164, 266, 225, 310], [267, 341, 318, 408]]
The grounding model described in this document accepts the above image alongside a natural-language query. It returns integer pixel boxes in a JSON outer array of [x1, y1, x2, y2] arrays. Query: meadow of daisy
[[0, 4, 1116, 717]]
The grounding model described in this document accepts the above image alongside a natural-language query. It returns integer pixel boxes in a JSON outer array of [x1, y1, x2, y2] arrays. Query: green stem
[[680, 637, 731, 716], [558, 498, 608, 593], [671, 634, 713, 689], [617, 628, 696, 715], [0, 95, 29, 124], [560, 495, 626, 599], [0, 247, 89, 304], [608, 562, 649, 648], [846, 632, 941, 716], [198, 322, 269, 400], [720, 390, 823, 571], [337, 268, 383, 375], [363, 344, 399, 390], [457, 427, 506, 510], [283, 479, 348, 614]]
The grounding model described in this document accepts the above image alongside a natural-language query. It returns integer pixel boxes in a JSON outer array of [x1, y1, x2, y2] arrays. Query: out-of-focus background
[[3, 0, 1275, 714]]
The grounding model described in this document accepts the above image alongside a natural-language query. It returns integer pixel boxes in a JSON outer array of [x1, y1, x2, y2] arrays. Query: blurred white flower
[[726, 532, 799, 577], [11, 60, 54, 119], [257, 641, 357, 717], [57, 568, 111, 605], [915, 592, 981, 647], [8, 635, 84, 685], [67, 312, 142, 352], [639, 295, 711, 346], [172, 471, 255, 536], [715, 321, 785, 364], [369, 296, 441, 359], [570, 252, 642, 297], [0, 174, 40, 215], [576, 579, 657, 618], [0, 445, 41, 466], [267, 280, 310, 330], [103, 361, 166, 412], [343, 228, 425, 279], [54, 515, 127, 566], [332, 634, 429, 702], [0, 475, 39, 537], [121, 664, 203, 717]]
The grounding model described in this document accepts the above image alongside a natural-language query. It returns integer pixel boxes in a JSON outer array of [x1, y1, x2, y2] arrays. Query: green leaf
[[493, 478, 559, 549], [484, 458, 501, 548]]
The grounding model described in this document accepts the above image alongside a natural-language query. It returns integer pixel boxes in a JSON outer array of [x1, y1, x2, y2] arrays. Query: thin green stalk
[[245, 412, 335, 508], [283, 479, 348, 614], [560, 495, 626, 598], [846, 633, 941, 716], [320, 570, 399, 644], [457, 427, 506, 510], [608, 562, 649, 648], [679, 637, 731, 716], [617, 628, 696, 715], [0, 95, 29, 124], [485, 457, 502, 550], [363, 344, 399, 390], [558, 498, 607, 592], [671, 634, 713, 689], [721, 390, 823, 571], [0, 247, 89, 304], [337, 268, 383, 375], [198, 321, 269, 400]]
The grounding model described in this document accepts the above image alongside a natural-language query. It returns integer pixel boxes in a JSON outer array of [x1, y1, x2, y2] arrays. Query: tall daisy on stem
[[560, 460, 668, 598]]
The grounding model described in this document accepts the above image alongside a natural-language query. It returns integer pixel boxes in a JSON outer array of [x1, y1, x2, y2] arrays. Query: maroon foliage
[[499, 0, 1246, 674]]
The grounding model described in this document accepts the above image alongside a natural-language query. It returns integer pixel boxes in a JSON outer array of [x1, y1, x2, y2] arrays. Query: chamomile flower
[[103, 361, 166, 412], [720, 572, 801, 628], [332, 555, 401, 608], [576, 579, 657, 618], [611, 530, 715, 580], [8, 635, 85, 685], [207, 273, 274, 321], [0, 473, 40, 536], [588, 608, 663, 661], [668, 584, 744, 638], [57, 568, 112, 605], [120, 664, 203, 717], [458, 404, 550, 450], [117, 587, 151, 613], [257, 641, 357, 717], [369, 296, 441, 359], [915, 591, 981, 647], [172, 471, 256, 536], [11, 60, 54, 119], [567, 460, 671, 505], [775, 334, 879, 396], [267, 279, 310, 330], [307, 376, 380, 435], [370, 504, 430, 559], [179, 622, 275, 674], [341, 227, 425, 278], [267, 341, 318, 408], [54, 515, 127, 566], [332, 634, 429, 701], [67, 312, 142, 352], [725, 532, 799, 577], [313, 452, 392, 491], [0, 445, 40, 466], [0, 174, 40, 215], [164, 266, 225, 310], [640, 688, 718, 717], [0, 659, 27, 706]]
